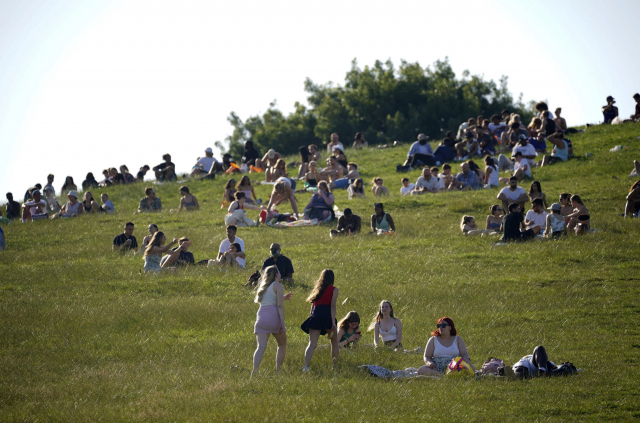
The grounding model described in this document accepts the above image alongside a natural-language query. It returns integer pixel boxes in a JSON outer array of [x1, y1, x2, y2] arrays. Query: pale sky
[[1, 0, 639, 196]]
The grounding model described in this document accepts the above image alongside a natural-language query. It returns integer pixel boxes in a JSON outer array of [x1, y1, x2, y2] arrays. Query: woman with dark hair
[[485, 205, 504, 231], [370, 300, 403, 350], [61, 176, 77, 194], [252, 265, 293, 376], [347, 178, 365, 199], [143, 231, 179, 273], [178, 186, 199, 211], [82, 173, 99, 190], [625, 181, 640, 217], [222, 179, 237, 206], [304, 181, 334, 220], [225, 191, 263, 227], [120, 165, 135, 183], [467, 160, 485, 181], [528, 181, 548, 208], [567, 195, 590, 235], [333, 148, 348, 169], [483, 156, 499, 188], [301, 269, 339, 372], [137, 187, 162, 213], [418, 317, 475, 376], [559, 193, 573, 222], [352, 132, 368, 149], [237, 176, 258, 204], [82, 191, 102, 213], [242, 140, 263, 169], [298, 145, 311, 178], [371, 203, 395, 234], [337, 311, 361, 348]]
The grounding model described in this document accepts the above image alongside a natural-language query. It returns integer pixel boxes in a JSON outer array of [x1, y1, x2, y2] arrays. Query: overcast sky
[[1, 0, 639, 196]]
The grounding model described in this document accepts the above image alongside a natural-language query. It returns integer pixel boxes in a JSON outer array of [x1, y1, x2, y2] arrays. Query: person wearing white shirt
[[326, 133, 344, 154], [524, 198, 547, 231], [218, 225, 245, 261], [497, 136, 536, 171], [101, 193, 115, 214], [488, 115, 506, 137], [400, 178, 415, 196], [499, 152, 531, 185], [412, 168, 439, 195], [399, 134, 435, 170], [497, 177, 529, 211], [22, 190, 48, 222], [191, 147, 221, 177]]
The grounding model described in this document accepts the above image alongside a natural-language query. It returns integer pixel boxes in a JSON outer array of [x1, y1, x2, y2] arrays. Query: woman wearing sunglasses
[[418, 317, 475, 376]]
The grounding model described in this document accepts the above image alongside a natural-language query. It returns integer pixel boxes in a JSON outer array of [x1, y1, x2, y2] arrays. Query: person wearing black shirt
[[113, 222, 138, 251], [5, 193, 21, 219], [500, 203, 540, 241], [241, 140, 263, 169], [153, 154, 176, 182], [261, 243, 294, 281], [82, 172, 99, 190], [330, 208, 362, 236]]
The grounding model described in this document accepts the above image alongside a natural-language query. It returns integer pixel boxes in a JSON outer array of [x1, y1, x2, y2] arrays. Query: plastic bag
[[445, 356, 473, 377]]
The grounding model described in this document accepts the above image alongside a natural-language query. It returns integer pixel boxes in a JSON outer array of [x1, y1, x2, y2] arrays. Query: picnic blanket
[[266, 218, 320, 228], [358, 365, 434, 380]]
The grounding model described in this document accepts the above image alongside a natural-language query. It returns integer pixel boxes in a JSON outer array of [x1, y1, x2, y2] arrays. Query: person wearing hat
[[50, 190, 83, 219], [190, 147, 221, 177], [21, 190, 48, 222], [261, 243, 294, 283], [544, 203, 567, 238], [602, 96, 619, 124], [261, 149, 282, 170], [397, 134, 435, 172], [455, 131, 479, 160]]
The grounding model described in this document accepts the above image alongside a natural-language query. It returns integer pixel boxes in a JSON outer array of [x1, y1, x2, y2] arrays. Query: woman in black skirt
[[301, 269, 339, 372]]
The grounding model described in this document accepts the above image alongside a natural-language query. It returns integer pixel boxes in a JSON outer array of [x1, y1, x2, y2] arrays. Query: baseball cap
[[548, 203, 561, 211], [418, 133, 429, 141], [205, 147, 213, 154]]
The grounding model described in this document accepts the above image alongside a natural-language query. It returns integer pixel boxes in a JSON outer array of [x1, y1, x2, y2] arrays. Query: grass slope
[[1, 124, 640, 422]]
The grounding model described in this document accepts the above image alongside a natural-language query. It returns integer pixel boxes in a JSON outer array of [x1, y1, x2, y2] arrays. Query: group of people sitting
[[251, 267, 571, 377], [11, 187, 115, 222]]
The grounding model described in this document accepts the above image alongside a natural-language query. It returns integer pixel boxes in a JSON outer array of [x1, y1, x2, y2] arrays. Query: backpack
[[245, 270, 261, 287], [481, 357, 505, 376], [550, 362, 577, 376]]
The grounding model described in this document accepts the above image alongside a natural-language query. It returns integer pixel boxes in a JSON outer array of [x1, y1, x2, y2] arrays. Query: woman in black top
[[82, 173, 99, 190], [242, 141, 263, 169]]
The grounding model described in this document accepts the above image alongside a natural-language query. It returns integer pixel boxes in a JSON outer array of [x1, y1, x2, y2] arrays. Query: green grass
[[1, 124, 640, 422]]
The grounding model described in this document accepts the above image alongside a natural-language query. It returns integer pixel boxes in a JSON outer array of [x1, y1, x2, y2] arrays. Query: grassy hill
[[1, 124, 640, 421]]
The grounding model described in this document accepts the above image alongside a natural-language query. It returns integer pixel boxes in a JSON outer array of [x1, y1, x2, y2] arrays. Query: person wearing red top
[[301, 269, 339, 372]]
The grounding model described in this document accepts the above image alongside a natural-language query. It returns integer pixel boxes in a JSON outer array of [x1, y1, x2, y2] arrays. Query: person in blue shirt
[[397, 134, 435, 171]]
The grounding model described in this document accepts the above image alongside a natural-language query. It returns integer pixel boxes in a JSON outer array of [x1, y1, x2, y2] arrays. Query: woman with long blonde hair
[[143, 231, 178, 273], [300, 269, 339, 372], [369, 300, 403, 350], [252, 265, 292, 376]]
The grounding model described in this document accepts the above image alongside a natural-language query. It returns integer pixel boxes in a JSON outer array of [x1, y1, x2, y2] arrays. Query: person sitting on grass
[[566, 195, 590, 235], [119, 165, 135, 183], [137, 187, 162, 213], [559, 193, 573, 222], [347, 178, 365, 199], [60, 176, 78, 195], [23, 184, 41, 202], [525, 198, 548, 232], [43, 187, 61, 213], [455, 131, 480, 160], [160, 237, 195, 268], [55, 190, 83, 218], [497, 177, 529, 211], [242, 140, 263, 170], [301, 269, 339, 372], [176, 186, 199, 212], [113, 222, 138, 251], [371, 203, 395, 234], [467, 159, 485, 181], [22, 190, 48, 222], [544, 203, 567, 238], [222, 179, 237, 207], [252, 265, 293, 376], [528, 181, 548, 209], [450, 162, 481, 191], [237, 176, 258, 204], [304, 181, 334, 220], [217, 225, 245, 263], [482, 205, 503, 232], [262, 149, 282, 173], [261, 243, 294, 283], [540, 132, 569, 166], [370, 300, 403, 350], [330, 208, 361, 237], [500, 203, 541, 241], [460, 216, 482, 235], [400, 177, 415, 196], [352, 132, 368, 149], [266, 158, 287, 183], [602, 96, 618, 124], [398, 133, 435, 171], [418, 317, 475, 376], [82, 172, 99, 190], [226, 192, 264, 227], [190, 147, 222, 177], [0, 224, 5, 250], [625, 181, 640, 218], [266, 177, 299, 219], [333, 147, 349, 169], [143, 231, 179, 273], [319, 156, 344, 183], [330, 162, 360, 191], [109, 168, 124, 185], [337, 311, 362, 348], [371, 177, 390, 196], [308, 144, 322, 163], [438, 164, 453, 189], [629, 93, 640, 122], [217, 242, 245, 268], [412, 167, 439, 195], [140, 224, 158, 254], [5, 193, 21, 220], [433, 136, 456, 164], [100, 193, 114, 214], [296, 146, 311, 179], [304, 161, 319, 189], [136, 165, 150, 182], [82, 192, 102, 213], [326, 133, 344, 154], [153, 154, 176, 182]]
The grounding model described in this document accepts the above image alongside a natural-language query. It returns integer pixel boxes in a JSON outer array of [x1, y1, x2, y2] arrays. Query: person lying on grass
[[512, 345, 576, 378], [371, 203, 395, 234], [418, 316, 475, 376], [337, 311, 361, 349], [252, 265, 293, 377], [460, 216, 483, 235], [370, 300, 403, 350], [143, 231, 179, 273], [500, 202, 541, 242]]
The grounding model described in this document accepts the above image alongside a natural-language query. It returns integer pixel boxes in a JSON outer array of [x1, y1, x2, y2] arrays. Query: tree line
[[219, 58, 534, 158]]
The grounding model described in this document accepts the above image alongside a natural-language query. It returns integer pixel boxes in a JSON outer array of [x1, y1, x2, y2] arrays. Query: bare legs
[[304, 329, 339, 369], [253, 332, 287, 373]]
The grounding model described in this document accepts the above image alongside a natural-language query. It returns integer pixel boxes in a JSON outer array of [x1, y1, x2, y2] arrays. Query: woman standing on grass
[[252, 265, 293, 376], [528, 181, 548, 209], [370, 300, 403, 350], [143, 231, 178, 273], [301, 269, 339, 372], [418, 317, 475, 376]]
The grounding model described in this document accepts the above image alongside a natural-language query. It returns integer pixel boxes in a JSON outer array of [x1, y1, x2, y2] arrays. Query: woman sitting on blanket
[[304, 181, 334, 220], [418, 316, 475, 376], [370, 300, 403, 350], [225, 192, 264, 227], [266, 177, 299, 219], [337, 311, 361, 348]]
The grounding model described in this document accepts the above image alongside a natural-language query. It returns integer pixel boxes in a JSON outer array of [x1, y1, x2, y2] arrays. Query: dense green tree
[[224, 58, 533, 158]]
